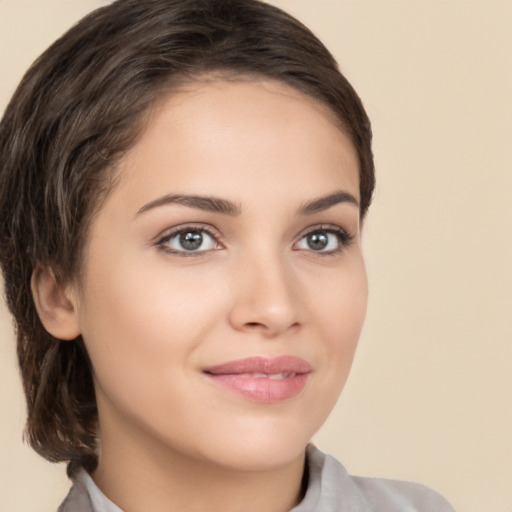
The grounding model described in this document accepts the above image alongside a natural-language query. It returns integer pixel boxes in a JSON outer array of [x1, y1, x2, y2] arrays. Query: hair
[[0, 0, 374, 477]]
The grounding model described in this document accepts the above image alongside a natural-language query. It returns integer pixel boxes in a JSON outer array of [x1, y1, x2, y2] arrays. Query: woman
[[0, 0, 455, 510]]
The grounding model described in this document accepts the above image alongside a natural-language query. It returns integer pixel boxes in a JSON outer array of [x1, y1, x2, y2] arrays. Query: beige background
[[1, 1, 511, 511]]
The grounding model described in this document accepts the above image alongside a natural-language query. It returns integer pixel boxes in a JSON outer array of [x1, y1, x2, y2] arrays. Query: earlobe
[[31, 264, 81, 340]]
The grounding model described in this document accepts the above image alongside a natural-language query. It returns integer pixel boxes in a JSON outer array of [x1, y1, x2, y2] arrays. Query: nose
[[228, 253, 302, 337]]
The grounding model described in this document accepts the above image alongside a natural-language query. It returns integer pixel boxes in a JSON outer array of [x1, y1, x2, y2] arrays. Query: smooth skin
[[32, 79, 368, 512]]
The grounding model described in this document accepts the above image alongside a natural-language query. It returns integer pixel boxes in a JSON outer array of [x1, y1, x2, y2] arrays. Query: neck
[[92, 416, 307, 512]]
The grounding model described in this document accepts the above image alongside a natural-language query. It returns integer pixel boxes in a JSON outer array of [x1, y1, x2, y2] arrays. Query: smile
[[203, 356, 312, 403], [236, 372, 296, 379]]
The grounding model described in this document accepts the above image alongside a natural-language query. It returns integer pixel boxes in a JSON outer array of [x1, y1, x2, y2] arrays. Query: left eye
[[160, 229, 218, 253], [295, 229, 346, 253]]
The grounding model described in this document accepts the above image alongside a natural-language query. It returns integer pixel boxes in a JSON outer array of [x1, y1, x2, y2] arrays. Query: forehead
[[109, 78, 359, 211]]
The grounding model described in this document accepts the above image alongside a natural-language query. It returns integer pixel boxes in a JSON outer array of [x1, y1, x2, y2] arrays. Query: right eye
[[157, 227, 220, 255]]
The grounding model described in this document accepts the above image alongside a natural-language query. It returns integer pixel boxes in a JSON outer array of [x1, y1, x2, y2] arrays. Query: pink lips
[[203, 356, 312, 403]]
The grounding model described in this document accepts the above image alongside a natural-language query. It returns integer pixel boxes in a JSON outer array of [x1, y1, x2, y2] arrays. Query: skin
[[35, 79, 368, 512]]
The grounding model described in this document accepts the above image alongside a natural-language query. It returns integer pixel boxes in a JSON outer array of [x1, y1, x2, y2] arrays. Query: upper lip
[[203, 356, 312, 375]]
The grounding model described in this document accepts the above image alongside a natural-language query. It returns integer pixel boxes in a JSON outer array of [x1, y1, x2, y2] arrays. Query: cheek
[[307, 252, 368, 343], [290, 258, 367, 436], [76, 250, 228, 406], [308, 257, 368, 386], [327, 272, 368, 349]]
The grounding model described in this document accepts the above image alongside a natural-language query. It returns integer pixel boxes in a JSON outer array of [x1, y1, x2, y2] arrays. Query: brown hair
[[0, 0, 374, 477]]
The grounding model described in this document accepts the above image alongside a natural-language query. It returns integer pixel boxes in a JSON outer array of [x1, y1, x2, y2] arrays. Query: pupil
[[307, 231, 328, 250], [180, 231, 203, 250]]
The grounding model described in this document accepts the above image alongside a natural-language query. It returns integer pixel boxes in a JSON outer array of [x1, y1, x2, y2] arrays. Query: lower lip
[[205, 373, 310, 403]]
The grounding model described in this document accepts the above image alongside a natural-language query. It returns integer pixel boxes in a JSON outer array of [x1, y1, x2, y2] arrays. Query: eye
[[294, 227, 353, 254], [157, 227, 219, 254]]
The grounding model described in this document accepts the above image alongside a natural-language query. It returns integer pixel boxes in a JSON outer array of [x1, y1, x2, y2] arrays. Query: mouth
[[203, 356, 312, 403]]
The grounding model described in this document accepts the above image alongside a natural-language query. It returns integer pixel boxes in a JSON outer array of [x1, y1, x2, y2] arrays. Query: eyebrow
[[298, 190, 359, 215], [136, 194, 242, 217], [136, 190, 359, 217]]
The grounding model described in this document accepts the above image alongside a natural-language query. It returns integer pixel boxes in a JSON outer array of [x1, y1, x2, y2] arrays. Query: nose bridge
[[228, 244, 301, 335]]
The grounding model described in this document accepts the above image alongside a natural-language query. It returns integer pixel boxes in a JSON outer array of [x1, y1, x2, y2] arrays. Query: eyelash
[[296, 224, 355, 257], [155, 223, 355, 257], [155, 224, 222, 257]]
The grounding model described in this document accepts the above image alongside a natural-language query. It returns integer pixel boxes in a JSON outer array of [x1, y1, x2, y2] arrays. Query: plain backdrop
[[1, 1, 511, 511]]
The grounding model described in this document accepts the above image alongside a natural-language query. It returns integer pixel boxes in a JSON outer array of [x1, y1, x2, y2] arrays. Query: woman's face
[[73, 79, 368, 471]]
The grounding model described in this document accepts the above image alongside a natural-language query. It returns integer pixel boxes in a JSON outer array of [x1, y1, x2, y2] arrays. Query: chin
[[195, 422, 314, 472]]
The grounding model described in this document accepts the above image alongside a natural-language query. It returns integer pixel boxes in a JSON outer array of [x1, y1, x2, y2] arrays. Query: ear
[[31, 264, 81, 340]]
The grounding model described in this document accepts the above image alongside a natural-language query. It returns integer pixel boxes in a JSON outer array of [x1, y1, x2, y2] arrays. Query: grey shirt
[[59, 445, 456, 511]]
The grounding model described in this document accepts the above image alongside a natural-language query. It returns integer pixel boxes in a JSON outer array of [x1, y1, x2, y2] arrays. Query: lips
[[203, 356, 312, 403]]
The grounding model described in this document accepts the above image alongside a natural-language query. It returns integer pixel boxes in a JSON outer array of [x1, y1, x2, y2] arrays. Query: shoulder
[[294, 444, 456, 512], [351, 473, 456, 512], [58, 469, 123, 512], [58, 475, 95, 512]]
